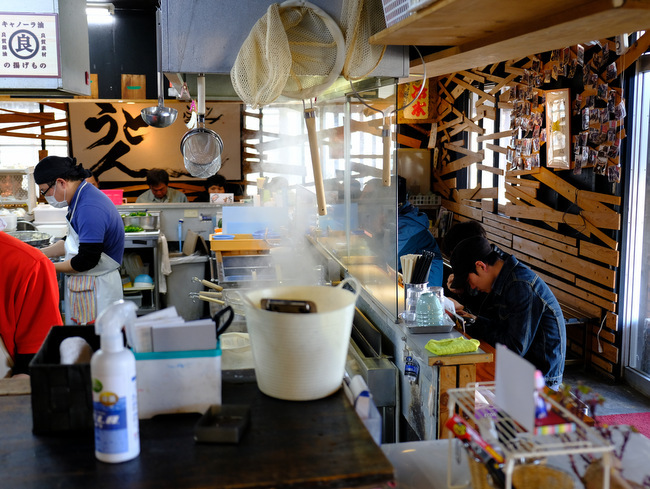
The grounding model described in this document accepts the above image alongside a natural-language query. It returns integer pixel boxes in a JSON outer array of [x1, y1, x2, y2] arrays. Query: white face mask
[[45, 182, 68, 208]]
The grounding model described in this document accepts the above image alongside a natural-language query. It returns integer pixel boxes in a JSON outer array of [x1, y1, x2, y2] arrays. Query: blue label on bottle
[[94, 395, 128, 454]]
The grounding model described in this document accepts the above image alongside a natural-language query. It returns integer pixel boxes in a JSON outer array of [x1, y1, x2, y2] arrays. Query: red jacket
[[1, 232, 62, 360]]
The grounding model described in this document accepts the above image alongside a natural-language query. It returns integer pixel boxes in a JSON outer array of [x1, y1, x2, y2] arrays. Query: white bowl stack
[[32, 204, 68, 238]]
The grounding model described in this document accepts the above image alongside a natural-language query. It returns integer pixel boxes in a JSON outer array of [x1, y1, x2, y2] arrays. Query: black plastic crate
[[29, 326, 100, 435]]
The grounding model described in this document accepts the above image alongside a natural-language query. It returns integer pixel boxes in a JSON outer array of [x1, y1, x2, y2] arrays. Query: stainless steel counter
[[119, 202, 246, 242], [308, 236, 493, 440]]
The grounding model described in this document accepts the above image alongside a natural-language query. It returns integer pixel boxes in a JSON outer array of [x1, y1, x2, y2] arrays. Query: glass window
[[240, 81, 400, 319], [467, 87, 510, 206], [621, 54, 650, 395], [0, 102, 68, 170]]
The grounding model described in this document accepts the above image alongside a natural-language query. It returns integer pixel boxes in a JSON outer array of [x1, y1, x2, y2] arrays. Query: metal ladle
[[141, 8, 177, 128]]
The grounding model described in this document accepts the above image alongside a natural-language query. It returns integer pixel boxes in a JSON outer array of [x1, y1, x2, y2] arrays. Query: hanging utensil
[[141, 8, 178, 128], [304, 100, 328, 216], [180, 74, 223, 177], [194, 293, 225, 305], [340, 0, 389, 185]]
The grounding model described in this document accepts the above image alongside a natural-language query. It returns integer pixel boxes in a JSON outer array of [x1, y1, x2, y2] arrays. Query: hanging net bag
[[340, 0, 387, 80], [230, 3, 293, 108], [231, 1, 346, 216]]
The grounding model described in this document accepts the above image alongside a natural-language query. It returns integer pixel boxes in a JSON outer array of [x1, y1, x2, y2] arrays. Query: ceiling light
[[86, 3, 115, 23]]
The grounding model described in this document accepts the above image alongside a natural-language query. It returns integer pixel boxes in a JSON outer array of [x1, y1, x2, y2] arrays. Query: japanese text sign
[[0, 13, 60, 78]]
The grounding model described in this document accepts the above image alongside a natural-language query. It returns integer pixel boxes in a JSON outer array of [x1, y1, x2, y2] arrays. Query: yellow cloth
[[425, 337, 480, 356]]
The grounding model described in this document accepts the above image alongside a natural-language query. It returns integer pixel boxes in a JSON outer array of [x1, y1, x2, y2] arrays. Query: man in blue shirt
[[36, 156, 124, 324], [449, 236, 566, 387], [398, 201, 443, 287], [397, 176, 443, 287]]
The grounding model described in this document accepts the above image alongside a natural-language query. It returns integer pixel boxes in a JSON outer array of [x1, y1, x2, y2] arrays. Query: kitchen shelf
[[370, 0, 650, 77], [124, 232, 160, 314], [0, 167, 37, 211], [445, 382, 614, 489]]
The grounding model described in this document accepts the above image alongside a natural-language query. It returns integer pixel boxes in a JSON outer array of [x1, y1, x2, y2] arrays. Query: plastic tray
[[406, 324, 455, 334]]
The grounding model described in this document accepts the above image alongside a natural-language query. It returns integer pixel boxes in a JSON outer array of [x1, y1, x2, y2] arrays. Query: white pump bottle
[[91, 300, 140, 463]]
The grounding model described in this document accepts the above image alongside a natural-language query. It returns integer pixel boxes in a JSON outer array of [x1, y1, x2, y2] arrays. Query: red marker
[[446, 414, 504, 464]]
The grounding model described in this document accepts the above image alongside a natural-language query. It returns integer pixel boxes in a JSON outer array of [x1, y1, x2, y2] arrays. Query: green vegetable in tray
[[129, 211, 147, 216], [124, 225, 144, 233]]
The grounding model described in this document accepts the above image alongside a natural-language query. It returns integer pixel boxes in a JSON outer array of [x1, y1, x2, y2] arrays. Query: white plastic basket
[[240, 277, 360, 401]]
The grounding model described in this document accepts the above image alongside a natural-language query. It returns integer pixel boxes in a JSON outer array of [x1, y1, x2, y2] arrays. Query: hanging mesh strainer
[[181, 74, 223, 178], [182, 128, 223, 178], [340, 0, 387, 80]]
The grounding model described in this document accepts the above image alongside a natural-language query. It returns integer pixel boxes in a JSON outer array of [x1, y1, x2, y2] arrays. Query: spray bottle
[[91, 300, 140, 463]]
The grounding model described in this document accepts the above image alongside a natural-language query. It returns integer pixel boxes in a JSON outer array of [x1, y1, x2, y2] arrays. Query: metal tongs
[[192, 276, 223, 291], [189, 291, 225, 305], [190, 276, 225, 304]]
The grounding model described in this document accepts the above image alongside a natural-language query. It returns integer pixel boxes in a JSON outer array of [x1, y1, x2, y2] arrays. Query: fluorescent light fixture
[[86, 3, 115, 23]]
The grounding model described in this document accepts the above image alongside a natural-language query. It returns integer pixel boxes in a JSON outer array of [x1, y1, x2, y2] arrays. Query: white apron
[[63, 182, 123, 324]]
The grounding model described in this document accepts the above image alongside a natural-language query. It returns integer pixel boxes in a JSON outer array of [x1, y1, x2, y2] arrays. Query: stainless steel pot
[[123, 215, 140, 227], [6, 231, 52, 248], [140, 214, 157, 230]]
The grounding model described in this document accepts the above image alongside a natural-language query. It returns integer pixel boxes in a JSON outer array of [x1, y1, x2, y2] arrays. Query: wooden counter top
[[0, 382, 394, 489], [402, 326, 494, 367]]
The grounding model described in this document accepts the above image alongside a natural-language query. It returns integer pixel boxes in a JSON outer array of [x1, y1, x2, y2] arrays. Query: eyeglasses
[[39, 181, 56, 197]]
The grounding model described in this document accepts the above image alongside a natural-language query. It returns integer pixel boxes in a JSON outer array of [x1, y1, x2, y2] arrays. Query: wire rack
[[446, 382, 615, 489], [0, 168, 37, 210]]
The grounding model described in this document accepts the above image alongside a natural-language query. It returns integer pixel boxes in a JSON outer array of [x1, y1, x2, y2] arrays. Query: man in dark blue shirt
[[396, 176, 443, 287], [398, 201, 443, 287], [450, 236, 566, 387]]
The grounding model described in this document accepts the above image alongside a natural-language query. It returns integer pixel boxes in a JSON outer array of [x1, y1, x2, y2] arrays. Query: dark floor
[[562, 365, 650, 416]]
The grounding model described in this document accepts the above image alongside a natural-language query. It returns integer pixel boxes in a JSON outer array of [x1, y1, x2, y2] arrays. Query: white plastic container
[[91, 301, 140, 463], [0, 210, 17, 231], [241, 277, 360, 401], [32, 203, 68, 223], [220, 332, 254, 370]]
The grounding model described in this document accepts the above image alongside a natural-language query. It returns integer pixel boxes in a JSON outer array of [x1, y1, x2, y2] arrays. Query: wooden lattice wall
[[403, 33, 650, 379]]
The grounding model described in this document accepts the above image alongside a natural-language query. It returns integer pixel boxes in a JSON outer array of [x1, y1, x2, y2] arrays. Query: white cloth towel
[[158, 233, 172, 294], [59, 337, 93, 365]]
